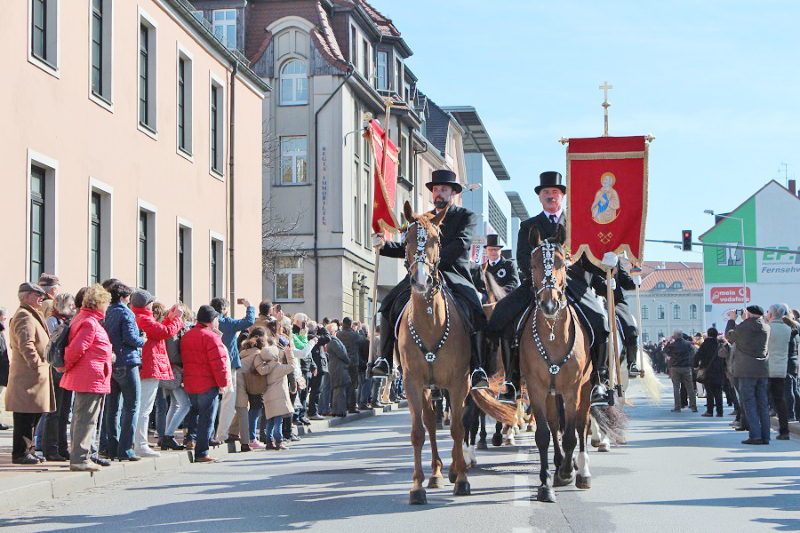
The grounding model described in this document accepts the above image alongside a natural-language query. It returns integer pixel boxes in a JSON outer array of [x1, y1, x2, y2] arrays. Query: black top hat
[[485, 234, 502, 249], [425, 169, 463, 194], [534, 171, 566, 194]]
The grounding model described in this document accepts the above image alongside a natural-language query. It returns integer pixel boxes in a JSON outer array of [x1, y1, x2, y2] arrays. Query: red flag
[[365, 119, 401, 234], [566, 136, 648, 266]]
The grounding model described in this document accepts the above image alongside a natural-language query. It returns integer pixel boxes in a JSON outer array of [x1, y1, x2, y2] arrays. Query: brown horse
[[396, 202, 472, 504], [519, 231, 594, 503]]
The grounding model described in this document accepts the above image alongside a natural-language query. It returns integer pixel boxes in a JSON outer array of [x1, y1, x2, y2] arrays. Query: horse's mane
[[484, 271, 508, 301]]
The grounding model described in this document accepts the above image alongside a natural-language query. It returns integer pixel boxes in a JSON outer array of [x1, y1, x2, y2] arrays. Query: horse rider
[[370, 169, 490, 390], [486, 171, 614, 405], [483, 234, 520, 296]]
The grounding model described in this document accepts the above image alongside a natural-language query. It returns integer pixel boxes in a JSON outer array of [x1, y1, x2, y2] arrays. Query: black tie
[[549, 214, 557, 225]]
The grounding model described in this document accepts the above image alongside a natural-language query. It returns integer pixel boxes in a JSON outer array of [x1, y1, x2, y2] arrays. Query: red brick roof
[[640, 268, 703, 291], [359, 0, 401, 37]]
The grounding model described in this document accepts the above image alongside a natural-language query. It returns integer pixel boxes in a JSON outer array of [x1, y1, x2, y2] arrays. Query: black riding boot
[[590, 340, 612, 406], [470, 331, 489, 390], [626, 339, 641, 377], [499, 338, 520, 404], [371, 329, 393, 377]]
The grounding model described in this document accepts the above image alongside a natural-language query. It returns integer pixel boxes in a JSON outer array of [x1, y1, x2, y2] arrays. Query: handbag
[[695, 367, 707, 384], [160, 365, 183, 391], [244, 365, 269, 395]]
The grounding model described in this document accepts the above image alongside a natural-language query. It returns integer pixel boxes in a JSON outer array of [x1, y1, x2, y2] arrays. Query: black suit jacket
[[517, 211, 566, 285]]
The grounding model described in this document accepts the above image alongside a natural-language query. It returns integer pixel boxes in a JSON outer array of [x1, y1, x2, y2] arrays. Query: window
[[177, 222, 192, 306], [395, 59, 402, 93], [671, 281, 684, 290], [138, 12, 157, 134], [690, 304, 698, 320], [30, 0, 59, 73], [654, 281, 667, 289], [353, 168, 360, 243], [210, 75, 224, 176], [487, 193, 508, 244], [657, 305, 665, 320], [90, 0, 112, 104], [658, 330, 665, 340], [137, 204, 156, 291], [89, 180, 112, 284], [210, 234, 224, 298], [673, 304, 681, 320], [275, 257, 304, 301], [642, 331, 650, 343], [89, 192, 101, 284], [641, 305, 649, 320], [191, 10, 204, 23], [177, 47, 193, 156], [354, 104, 361, 158], [279, 60, 308, 105], [362, 39, 369, 80], [30, 166, 46, 282], [212, 9, 236, 49], [350, 27, 357, 65], [376, 51, 387, 90], [281, 137, 308, 184]]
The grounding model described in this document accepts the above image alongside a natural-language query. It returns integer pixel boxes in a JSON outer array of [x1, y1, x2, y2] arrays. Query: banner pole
[[606, 268, 622, 397], [634, 277, 644, 375]]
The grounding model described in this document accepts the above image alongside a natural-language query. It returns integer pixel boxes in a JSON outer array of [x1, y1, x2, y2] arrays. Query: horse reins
[[405, 221, 450, 388]]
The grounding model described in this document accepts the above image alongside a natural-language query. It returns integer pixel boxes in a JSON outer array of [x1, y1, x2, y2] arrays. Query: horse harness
[[405, 221, 451, 388]]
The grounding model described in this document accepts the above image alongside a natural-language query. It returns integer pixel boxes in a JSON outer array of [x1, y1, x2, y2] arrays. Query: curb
[[0, 401, 407, 514]]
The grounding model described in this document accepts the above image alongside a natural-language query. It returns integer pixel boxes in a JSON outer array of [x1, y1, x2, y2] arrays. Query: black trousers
[[43, 370, 73, 457], [768, 377, 789, 435], [13, 412, 42, 459], [705, 383, 724, 415], [307, 373, 324, 417], [346, 367, 359, 411]]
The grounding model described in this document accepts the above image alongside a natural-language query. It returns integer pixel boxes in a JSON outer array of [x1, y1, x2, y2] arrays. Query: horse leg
[[575, 381, 592, 489], [449, 382, 470, 495], [555, 393, 578, 487], [477, 412, 488, 450], [406, 380, 428, 505], [460, 396, 477, 470], [492, 421, 503, 447], [547, 395, 563, 474], [423, 392, 445, 489], [531, 397, 555, 503]]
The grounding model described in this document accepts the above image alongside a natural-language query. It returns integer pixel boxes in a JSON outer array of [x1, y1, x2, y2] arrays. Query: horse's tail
[[638, 350, 663, 404], [590, 404, 627, 444], [471, 389, 518, 426]]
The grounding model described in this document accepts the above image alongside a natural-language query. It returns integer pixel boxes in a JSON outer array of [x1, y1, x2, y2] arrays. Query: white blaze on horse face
[[415, 262, 428, 288]]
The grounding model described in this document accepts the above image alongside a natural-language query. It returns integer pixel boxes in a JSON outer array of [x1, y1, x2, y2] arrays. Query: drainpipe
[[313, 63, 355, 319], [228, 62, 238, 316]]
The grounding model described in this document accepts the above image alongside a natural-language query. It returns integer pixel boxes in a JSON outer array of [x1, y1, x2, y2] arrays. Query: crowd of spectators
[[0, 274, 397, 468], [644, 303, 799, 445]]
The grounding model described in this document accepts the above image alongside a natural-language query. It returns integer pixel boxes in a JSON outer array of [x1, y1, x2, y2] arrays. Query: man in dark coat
[[336, 317, 361, 414], [483, 234, 520, 296], [487, 172, 613, 404], [371, 169, 489, 389]]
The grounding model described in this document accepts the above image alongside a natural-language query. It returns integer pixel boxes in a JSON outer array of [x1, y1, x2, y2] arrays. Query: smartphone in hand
[[237, 298, 245, 305]]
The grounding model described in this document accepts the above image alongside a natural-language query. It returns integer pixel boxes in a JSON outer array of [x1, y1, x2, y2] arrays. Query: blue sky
[[369, 0, 800, 262]]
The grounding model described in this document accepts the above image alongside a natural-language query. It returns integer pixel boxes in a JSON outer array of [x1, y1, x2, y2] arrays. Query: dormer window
[[376, 51, 387, 90], [655, 281, 667, 289], [212, 9, 236, 49], [671, 281, 684, 290], [280, 60, 308, 105]]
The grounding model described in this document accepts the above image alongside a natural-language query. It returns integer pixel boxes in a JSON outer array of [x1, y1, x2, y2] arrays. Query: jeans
[[768, 377, 789, 435], [154, 386, 168, 438], [43, 369, 73, 457], [318, 374, 331, 415], [786, 373, 800, 421], [188, 386, 220, 458], [739, 377, 770, 442], [358, 374, 372, 407], [135, 378, 160, 450], [70, 392, 103, 468], [670, 366, 696, 410], [104, 365, 141, 458], [165, 387, 191, 437], [265, 415, 283, 443], [248, 395, 263, 441]]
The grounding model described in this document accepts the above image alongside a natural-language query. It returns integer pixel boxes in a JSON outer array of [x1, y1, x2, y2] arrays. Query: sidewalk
[[0, 400, 408, 514]]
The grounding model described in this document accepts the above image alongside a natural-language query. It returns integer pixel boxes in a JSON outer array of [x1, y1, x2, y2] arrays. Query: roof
[[639, 268, 704, 291], [505, 191, 530, 219], [421, 95, 452, 154], [359, 0, 401, 37], [442, 106, 510, 181]]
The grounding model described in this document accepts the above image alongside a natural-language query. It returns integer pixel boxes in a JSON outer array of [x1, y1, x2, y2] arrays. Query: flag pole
[[632, 267, 644, 376], [606, 267, 623, 398], [368, 101, 394, 370]]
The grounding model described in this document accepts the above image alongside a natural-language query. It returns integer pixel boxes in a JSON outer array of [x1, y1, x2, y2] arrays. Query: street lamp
[[652, 298, 677, 339], [705, 210, 747, 304]]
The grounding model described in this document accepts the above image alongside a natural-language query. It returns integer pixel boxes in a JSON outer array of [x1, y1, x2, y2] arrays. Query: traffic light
[[681, 230, 692, 251]]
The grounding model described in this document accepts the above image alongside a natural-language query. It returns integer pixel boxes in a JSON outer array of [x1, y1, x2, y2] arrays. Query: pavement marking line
[[514, 448, 531, 507]]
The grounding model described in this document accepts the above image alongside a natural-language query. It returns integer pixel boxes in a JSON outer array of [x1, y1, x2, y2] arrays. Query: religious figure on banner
[[591, 172, 621, 224]]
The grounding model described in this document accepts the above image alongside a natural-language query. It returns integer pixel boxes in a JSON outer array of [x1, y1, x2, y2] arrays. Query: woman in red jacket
[[61, 284, 113, 472], [130, 290, 183, 457]]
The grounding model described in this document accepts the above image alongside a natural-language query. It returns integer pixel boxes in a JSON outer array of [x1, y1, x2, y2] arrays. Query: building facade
[[1, 0, 268, 313]]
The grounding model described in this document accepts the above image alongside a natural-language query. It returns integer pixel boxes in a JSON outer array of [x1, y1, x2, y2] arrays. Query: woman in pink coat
[[131, 290, 183, 457], [61, 284, 113, 472]]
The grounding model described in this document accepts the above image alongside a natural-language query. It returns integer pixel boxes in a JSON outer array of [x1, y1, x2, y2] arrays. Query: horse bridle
[[404, 221, 450, 388], [531, 240, 568, 311]]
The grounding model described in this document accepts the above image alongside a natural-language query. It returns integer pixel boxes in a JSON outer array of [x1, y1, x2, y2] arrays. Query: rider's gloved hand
[[633, 275, 642, 286], [601, 252, 618, 267], [372, 233, 385, 249]]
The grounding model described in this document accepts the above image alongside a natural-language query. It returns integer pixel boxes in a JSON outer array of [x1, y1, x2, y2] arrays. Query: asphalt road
[[2, 377, 799, 533]]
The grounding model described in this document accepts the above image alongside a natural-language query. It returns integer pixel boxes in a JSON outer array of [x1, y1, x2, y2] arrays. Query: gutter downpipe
[[229, 62, 238, 316], [313, 63, 355, 319]]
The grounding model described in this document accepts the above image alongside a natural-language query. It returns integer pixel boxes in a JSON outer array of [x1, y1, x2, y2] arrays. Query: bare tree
[[261, 119, 308, 281]]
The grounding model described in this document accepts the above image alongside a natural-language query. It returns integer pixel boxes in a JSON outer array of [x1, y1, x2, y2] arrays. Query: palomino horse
[[396, 202, 472, 504], [519, 232, 594, 502]]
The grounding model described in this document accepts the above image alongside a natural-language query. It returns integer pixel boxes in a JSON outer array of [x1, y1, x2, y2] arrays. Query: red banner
[[364, 120, 400, 234], [567, 136, 648, 266]]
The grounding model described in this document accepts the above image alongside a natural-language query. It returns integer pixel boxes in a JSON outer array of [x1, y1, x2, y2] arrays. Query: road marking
[[514, 449, 531, 506]]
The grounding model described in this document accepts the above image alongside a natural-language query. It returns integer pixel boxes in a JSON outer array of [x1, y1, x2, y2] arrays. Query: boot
[[371, 330, 393, 377], [626, 339, 641, 377], [590, 340, 612, 406], [499, 337, 520, 404], [470, 331, 489, 390]]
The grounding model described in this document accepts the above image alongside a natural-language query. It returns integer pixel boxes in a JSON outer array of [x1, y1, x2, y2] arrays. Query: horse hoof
[[598, 443, 611, 453], [590, 439, 601, 448], [448, 470, 457, 483], [427, 476, 445, 489], [491, 434, 503, 447], [576, 475, 592, 489], [554, 472, 575, 487], [476, 439, 488, 451], [470, 460, 478, 468], [409, 489, 427, 505], [536, 486, 556, 503], [454, 481, 471, 496], [526, 425, 534, 432]]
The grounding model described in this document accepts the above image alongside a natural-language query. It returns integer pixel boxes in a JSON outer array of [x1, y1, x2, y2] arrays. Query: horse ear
[[403, 201, 416, 224], [430, 205, 448, 227], [554, 224, 567, 246], [528, 225, 541, 248]]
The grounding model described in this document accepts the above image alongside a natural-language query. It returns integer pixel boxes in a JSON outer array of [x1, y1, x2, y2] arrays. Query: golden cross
[[599, 81, 613, 104]]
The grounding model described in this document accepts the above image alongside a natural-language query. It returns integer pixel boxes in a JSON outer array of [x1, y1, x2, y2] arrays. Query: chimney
[[790, 179, 796, 195]]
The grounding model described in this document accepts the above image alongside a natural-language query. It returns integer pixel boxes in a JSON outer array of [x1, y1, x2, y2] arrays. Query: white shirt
[[541, 208, 564, 223]]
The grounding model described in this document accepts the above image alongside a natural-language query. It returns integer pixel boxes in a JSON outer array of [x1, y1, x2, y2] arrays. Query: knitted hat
[[196, 304, 219, 324], [131, 289, 155, 308]]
